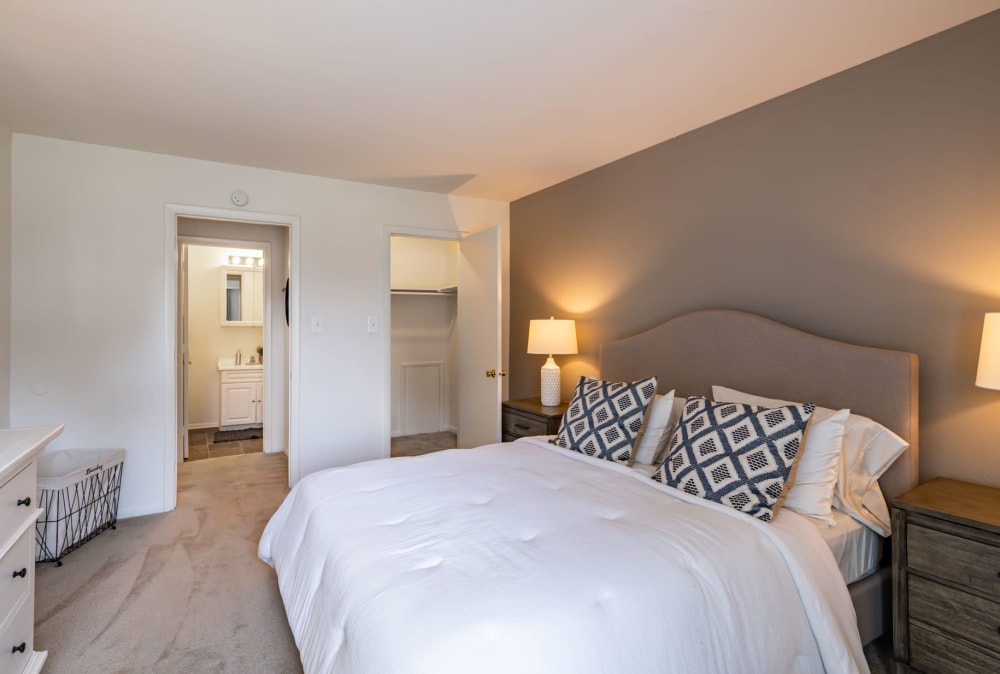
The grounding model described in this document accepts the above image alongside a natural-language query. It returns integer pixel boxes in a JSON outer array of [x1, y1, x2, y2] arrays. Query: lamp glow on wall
[[976, 313, 1000, 391], [527, 317, 578, 406]]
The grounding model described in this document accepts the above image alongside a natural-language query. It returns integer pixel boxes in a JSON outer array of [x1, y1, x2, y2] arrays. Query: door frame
[[165, 204, 301, 510], [381, 225, 464, 458]]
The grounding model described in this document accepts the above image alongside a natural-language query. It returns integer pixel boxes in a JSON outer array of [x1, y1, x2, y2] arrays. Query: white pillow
[[832, 415, 908, 536], [632, 390, 676, 465], [712, 385, 847, 525]]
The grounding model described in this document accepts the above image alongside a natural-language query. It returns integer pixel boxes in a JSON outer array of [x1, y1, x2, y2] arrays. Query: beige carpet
[[35, 452, 302, 674]]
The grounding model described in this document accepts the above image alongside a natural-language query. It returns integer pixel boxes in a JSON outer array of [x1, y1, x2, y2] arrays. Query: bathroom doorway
[[181, 241, 267, 461], [166, 204, 299, 511], [174, 216, 291, 474]]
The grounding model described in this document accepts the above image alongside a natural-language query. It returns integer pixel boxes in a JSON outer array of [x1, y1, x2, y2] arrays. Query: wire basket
[[35, 449, 125, 565]]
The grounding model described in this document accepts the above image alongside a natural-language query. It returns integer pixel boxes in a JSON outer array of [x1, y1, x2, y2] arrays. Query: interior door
[[177, 244, 190, 462], [457, 226, 503, 447]]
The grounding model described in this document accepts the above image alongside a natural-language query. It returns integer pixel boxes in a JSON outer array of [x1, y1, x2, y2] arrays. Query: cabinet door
[[221, 383, 256, 426]]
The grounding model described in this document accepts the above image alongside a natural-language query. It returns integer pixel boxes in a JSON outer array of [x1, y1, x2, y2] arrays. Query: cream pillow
[[712, 385, 847, 524], [832, 415, 908, 536], [631, 390, 676, 465]]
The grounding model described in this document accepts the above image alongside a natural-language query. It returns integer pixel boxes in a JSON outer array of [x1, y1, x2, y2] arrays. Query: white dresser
[[0, 425, 63, 674]]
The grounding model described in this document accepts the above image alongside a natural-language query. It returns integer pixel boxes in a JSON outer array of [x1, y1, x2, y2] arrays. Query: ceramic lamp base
[[540, 357, 561, 406]]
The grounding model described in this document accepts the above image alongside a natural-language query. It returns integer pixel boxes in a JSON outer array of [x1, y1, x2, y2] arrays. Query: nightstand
[[501, 398, 568, 442], [891, 478, 1000, 674]]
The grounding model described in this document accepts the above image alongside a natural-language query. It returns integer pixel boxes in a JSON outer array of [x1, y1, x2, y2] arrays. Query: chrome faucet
[[235, 349, 242, 366]]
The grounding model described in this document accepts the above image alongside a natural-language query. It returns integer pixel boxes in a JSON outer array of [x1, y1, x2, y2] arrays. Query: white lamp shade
[[527, 319, 578, 355], [977, 313, 1000, 390]]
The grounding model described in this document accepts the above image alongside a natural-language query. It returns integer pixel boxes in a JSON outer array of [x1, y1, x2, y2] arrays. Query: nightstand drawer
[[907, 523, 1000, 600], [909, 621, 1000, 674], [909, 574, 1000, 653], [502, 411, 550, 438]]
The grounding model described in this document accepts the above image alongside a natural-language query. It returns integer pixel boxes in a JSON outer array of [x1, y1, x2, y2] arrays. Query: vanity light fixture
[[976, 312, 1000, 390], [527, 317, 578, 406], [229, 255, 264, 267]]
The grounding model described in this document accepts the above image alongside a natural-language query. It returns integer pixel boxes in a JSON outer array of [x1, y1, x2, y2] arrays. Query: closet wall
[[390, 237, 458, 437]]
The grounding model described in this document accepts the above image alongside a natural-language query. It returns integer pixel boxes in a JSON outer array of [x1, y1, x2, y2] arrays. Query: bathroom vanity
[[218, 360, 263, 429]]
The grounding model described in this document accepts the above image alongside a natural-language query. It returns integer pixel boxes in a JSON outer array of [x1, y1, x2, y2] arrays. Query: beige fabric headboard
[[599, 309, 919, 499]]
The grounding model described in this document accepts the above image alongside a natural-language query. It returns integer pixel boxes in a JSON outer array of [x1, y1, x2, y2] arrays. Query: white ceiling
[[2, 1, 997, 202]]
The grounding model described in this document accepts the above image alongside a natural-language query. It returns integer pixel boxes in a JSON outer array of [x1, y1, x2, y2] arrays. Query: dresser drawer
[[221, 369, 263, 384], [909, 574, 1000, 654], [0, 528, 32, 629], [907, 523, 1000, 600], [0, 594, 34, 674], [502, 410, 550, 438], [909, 621, 1000, 674], [0, 465, 36, 550]]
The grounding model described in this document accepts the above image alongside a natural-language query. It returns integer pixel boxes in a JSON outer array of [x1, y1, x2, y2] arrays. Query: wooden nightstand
[[891, 478, 1000, 674], [501, 398, 568, 442]]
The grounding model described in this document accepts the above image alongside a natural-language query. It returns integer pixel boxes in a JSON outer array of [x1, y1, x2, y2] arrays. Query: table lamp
[[976, 313, 1000, 390], [527, 317, 578, 406]]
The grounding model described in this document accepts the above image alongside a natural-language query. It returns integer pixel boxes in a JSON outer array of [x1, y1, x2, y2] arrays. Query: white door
[[457, 226, 503, 448], [177, 244, 190, 462]]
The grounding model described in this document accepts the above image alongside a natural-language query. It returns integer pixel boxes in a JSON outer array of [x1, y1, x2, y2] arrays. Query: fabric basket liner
[[37, 448, 126, 490]]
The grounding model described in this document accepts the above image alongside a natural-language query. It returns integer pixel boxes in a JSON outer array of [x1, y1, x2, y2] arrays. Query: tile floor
[[390, 431, 457, 457], [186, 427, 264, 462]]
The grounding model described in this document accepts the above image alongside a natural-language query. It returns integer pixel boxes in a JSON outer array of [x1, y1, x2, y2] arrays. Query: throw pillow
[[552, 375, 658, 464], [653, 396, 815, 522]]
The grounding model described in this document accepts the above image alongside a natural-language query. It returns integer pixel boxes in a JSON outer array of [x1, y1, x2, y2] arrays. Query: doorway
[[383, 225, 504, 457], [389, 235, 460, 455], [181, 241, 268, 461], [165, 204, 299, 511]]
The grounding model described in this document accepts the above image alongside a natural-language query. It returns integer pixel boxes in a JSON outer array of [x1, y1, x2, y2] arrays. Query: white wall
[[0, 120, 9, 426], [10, 134, 509, 518], [186, 245, 263, 428], [390, 294, 457, 435]]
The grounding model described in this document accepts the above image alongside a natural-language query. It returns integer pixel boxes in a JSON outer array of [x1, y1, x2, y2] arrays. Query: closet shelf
[[391, 286, 457, 296]]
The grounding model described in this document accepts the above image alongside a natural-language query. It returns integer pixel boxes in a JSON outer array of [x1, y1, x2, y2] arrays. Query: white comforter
[[259, 438, 867, 674]]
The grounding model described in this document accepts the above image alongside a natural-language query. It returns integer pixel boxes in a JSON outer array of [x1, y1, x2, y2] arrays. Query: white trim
[[165, 204, 301, 513], [381, 225, 464, 460]]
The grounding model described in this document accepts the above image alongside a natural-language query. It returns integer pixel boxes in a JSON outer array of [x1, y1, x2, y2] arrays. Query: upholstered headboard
[[600, 309, 919, 499]]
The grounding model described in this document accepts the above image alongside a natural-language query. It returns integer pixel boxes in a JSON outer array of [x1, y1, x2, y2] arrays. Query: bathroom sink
[[217, 357, 263, 371]]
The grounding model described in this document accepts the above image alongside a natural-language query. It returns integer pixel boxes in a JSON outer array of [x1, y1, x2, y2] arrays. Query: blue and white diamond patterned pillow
[[652, 396, 815, 522], [552, 376, 659, 464]]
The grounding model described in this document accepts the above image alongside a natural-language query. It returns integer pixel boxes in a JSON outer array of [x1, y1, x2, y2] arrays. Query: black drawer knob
[[16, 497, 30, 507], [514, 424, 530, 430], [12, 568, 26, 579], [11, 643, 25, 654]]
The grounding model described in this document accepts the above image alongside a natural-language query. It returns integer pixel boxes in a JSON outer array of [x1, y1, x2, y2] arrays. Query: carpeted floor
[[34, 452, 302, 673]]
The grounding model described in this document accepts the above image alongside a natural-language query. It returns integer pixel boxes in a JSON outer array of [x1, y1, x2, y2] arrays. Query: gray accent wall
[[510, 11, 1000, 487], [0, 119, 10, 426]]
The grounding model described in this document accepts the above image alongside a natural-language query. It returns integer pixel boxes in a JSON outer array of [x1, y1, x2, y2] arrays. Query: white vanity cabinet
[[0, 425, 64, 674], [219, 368, 263, 428]]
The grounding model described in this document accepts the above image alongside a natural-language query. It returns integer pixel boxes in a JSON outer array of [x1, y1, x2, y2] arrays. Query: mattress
[[809, 508, 882, 585]]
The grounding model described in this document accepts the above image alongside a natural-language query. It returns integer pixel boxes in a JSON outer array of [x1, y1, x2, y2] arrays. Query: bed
[[260, 309, 918, 673]]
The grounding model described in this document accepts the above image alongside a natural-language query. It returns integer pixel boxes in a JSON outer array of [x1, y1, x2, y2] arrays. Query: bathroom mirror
[[221, 266, 264, 326]]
